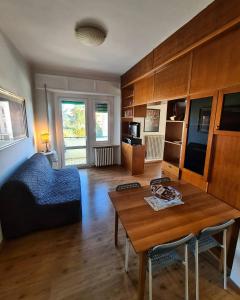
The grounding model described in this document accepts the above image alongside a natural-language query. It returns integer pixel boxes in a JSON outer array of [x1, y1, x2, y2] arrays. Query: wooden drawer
[[162, 160, 180, 178]]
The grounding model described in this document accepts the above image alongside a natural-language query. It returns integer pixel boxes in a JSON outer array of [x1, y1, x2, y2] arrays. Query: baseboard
[[228, 278, 240, 294]]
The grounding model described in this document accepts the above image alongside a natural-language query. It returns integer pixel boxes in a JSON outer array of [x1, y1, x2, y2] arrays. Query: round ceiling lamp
[[75, 25, 106, 46]]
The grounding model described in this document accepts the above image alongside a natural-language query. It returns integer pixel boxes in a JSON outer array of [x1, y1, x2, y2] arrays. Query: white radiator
[[94, 146, 114, 167], [145, 135, 164, 160]]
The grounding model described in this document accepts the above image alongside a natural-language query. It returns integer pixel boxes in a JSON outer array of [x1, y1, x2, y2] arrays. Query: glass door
[[184, 97, 213, 175], [61, 100, 88, 167]]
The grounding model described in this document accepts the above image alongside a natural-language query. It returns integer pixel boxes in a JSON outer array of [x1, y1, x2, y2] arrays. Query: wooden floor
[[0, 163, 239, 300]]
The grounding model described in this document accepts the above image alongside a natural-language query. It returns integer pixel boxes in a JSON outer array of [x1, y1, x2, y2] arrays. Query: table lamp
[[40, 132, 50, 152]]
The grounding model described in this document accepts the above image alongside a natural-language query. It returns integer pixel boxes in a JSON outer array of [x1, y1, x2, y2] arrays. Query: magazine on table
[[145, 185, 184, 211]]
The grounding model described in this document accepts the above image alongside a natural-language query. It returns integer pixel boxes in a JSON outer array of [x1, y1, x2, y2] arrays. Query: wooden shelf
[[123, 94, 134, 99], [165, 140, 182, 146], [122, 117, 133, 120], [166, 120, 184, 123], [122, 105, 134, 109]]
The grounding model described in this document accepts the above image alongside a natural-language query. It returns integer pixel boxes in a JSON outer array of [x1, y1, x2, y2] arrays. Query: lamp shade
[[40, 132, 49, 143]]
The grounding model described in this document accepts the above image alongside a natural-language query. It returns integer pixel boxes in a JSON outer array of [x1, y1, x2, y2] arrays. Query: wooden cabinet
[[181, 92, 218, 190], [134, 75, 154, 105], [214, 85, 240, 136], [153, 0, 240, 69], [121, 52, 153, 87], [190, 27, 240, 94], [121, 142, 145, 175], [153, 54, 191, 101]]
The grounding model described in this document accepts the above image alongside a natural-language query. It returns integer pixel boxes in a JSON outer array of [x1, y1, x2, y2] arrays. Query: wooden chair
[[189, 219, 235, 300], [115, 182, 141, 247], [150, 177, 171, 186]]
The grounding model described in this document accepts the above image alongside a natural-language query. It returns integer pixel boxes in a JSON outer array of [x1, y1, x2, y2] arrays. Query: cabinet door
[[215, 85, 240, 136], [181, 92, 217, 189], [190, 27, 240, 93], [134, 75, 154, 105], [153, 54, 191, 101]]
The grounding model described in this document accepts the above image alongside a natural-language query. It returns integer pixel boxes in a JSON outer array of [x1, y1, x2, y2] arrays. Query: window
[[95, 103, 109, 142]]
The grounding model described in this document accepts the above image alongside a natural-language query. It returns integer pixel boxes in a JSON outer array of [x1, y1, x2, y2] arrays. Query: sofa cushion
[[38, 167, 81, 205]]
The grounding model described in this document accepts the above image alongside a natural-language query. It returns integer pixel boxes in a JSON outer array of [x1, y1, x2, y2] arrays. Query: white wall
[[0, 32, 35, 186], [0, 31, 35, 242], [34, 73, 121, 165]]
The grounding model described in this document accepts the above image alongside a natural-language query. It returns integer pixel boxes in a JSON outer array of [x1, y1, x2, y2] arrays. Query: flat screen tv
[[128, 122, 140, 138]]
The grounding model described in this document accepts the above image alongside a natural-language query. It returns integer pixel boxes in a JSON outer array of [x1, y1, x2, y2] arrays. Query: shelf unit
[[162, 99, 186, 178], [121, 84, 147, 139]]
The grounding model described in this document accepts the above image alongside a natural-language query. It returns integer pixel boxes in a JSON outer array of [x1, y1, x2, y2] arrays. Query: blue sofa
[[0, 153, 81, 239]]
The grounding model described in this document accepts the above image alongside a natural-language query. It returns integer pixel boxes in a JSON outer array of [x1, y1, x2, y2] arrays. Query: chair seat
[[189, 235, 221, 254], [149, 249, 183, 269]]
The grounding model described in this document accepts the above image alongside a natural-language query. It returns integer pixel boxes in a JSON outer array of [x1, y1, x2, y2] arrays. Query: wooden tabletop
[[109, 182, 240, 253]]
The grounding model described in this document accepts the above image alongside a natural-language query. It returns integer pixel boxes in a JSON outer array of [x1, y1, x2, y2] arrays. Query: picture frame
[[144, 109, 160, 132], [198, 108, 211, 133], [0, 88, 28, 150]]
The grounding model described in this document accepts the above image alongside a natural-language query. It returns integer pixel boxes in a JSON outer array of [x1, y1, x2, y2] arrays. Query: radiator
[[94, 146, 114, 167], [145, 135, 164, 160]]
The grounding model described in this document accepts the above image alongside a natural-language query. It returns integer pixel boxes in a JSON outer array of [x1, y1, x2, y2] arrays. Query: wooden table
[[108, 182, 240, 300]]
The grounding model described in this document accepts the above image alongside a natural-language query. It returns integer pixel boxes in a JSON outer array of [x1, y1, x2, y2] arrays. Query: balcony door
[[61, 99, 88, 167]]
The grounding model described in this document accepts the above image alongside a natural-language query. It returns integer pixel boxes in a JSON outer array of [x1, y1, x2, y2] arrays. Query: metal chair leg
[[195, 239, 199, 300], [223, 229, 227, 289], [148, 258, 152, 300], [185, 244, 189, 300], [125, 237, 130, 272], [115, 211, 118, 247]]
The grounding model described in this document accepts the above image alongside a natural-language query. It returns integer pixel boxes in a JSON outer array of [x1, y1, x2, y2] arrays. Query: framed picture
[[144, 109, 160, 132], [198, 108, 211, 133], [0, 88, 28, 150]]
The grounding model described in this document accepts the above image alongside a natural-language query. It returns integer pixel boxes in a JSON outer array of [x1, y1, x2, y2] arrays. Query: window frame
[[92, 97, 114, 146]]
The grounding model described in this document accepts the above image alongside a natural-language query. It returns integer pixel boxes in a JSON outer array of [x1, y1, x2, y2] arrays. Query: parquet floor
[[0, 163, 239, 300]]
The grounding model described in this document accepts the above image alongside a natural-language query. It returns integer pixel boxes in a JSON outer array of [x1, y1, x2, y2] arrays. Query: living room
[[0, 1, 240, 300]]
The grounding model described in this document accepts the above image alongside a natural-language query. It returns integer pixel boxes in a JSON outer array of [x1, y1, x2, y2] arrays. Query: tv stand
[[123, 137, 142, 145], [121, 142, 145, 175]]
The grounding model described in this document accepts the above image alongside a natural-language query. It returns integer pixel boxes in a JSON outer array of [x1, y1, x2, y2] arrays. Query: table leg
[[115, 211, 118, 247], [138, 251, 147, 300]]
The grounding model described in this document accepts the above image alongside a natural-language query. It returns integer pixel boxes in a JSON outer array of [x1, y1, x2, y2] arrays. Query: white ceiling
[[0, 0, 214, 80]]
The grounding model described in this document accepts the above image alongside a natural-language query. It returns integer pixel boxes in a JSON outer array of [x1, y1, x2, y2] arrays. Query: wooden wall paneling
[[208, 135, 240, 210], [121, 52, 154, 87], [153, 54, 191, 101], [190, 26, 240, 94], [153, 0, 240, 68], [134, 75, 154, 105]]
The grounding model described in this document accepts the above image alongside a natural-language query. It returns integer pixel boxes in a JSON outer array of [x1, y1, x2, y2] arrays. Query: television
[[128, 122, 140, 138]]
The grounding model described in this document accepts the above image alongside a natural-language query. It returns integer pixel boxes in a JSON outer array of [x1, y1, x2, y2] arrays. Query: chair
[[126, 233, 194, 300], [115, 182, 141, 247], [150, 177, 171, 186], [190, 219, 235, 300]]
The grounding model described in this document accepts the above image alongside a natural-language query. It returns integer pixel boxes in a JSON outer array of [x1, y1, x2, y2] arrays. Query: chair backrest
[[150, 177, 171, 186], [116, 182, 141, 191], [199, 219, 235, 238], [148, 233, 194, 258]]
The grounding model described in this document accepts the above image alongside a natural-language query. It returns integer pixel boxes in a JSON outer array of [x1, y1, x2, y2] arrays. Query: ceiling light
[[75, 25, 106, 47]]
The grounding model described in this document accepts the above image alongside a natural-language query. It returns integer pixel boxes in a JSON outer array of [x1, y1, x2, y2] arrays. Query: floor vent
[[94, 146, 114, 167]]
